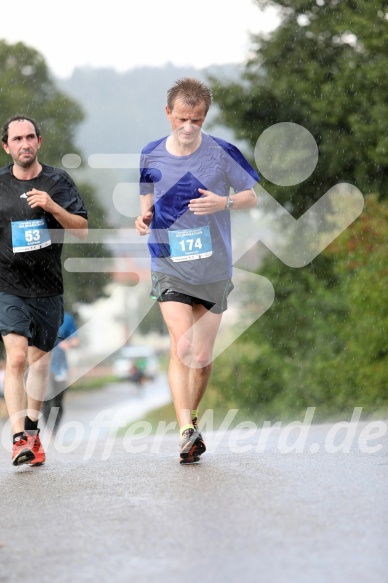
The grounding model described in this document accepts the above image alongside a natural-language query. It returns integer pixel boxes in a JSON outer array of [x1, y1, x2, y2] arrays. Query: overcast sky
[[0, 0, 280, 78]]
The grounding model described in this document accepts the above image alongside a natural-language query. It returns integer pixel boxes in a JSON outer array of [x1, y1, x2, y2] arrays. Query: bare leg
[[160, 302, 194, 427], [25, 345, 52, 422], [185, 304, 222, 412], [2, 334, 29, 434], [159, 302, 222, 428], [3, 335, 51, 434]]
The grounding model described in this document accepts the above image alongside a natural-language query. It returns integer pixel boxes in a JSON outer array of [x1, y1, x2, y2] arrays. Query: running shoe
[[192, 417, 206, 456], [12, 435, 35, 466], [26, 429, 46, 467], [194, 428, 206, 461], [179, 427, 206, 464]]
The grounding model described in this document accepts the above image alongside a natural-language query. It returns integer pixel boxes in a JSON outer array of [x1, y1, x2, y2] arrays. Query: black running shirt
[[0, 163, 88, 297]]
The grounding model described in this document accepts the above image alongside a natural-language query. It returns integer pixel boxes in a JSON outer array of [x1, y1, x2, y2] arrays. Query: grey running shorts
[[150, 272, 234, 314]]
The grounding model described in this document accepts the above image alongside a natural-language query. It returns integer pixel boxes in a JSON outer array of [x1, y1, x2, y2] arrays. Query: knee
[[192, 349, 213, 369], [7, 348, 28, 374], [30, 356, 50, 376], [175, 335, 192, 363], [175, 336, 213, 368]]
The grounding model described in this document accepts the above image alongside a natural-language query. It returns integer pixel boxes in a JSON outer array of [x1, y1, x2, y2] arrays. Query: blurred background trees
[[210, 0, 388, 215], [207, 0, 388, 419]]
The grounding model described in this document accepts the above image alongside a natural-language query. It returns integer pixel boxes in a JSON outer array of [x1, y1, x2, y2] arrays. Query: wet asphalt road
[[0, 382, 387, 583]]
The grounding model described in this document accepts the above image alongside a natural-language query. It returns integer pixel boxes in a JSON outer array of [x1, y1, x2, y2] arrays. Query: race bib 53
[[11, 218, 51, 253]]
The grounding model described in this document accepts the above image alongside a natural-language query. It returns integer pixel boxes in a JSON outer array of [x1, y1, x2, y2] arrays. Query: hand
[[135, 210, 153, 235], [188, 188, 225, 215], [27, 188, 55, 212], [58, 339, 71, 351]]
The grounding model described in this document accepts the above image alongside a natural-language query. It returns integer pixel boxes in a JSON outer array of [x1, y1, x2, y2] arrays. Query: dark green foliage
[[207, 0, 388, 419], [325, 195, 388, 410], [209, 0, 388, 216], [0, 41, 84, 166], [211, 196, 388, 419]]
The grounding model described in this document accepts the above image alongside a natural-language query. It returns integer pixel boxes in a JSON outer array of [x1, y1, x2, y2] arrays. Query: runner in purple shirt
[[136, 78, 259, 464]]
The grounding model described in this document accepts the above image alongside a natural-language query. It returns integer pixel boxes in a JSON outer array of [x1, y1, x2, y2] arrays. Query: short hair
[[2, 115, 41, 145], [167, 77, 213, 115]]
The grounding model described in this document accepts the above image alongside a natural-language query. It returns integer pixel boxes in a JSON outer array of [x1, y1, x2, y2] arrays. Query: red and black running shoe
[[12, 435, 35, 466], [26, 429, 46, 467]]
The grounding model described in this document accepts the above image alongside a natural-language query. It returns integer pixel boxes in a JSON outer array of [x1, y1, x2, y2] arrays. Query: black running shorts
[[0, 292, 64, 352]]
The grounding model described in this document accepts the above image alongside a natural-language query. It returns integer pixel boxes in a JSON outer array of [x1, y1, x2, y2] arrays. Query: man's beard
[[17, 152, 36, 168]]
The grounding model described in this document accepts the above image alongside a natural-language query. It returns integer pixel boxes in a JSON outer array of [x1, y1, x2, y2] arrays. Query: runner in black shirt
[[0, 115, 88, 467]]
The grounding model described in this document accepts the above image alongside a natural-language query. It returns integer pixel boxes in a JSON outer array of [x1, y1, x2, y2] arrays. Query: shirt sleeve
[[223, 143, 260, 193], [140, 152, 156, 196], [51, 171, 88, 218]]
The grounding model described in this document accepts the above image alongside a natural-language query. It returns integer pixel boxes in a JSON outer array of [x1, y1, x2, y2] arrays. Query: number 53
[[25, 229, 40, 243]]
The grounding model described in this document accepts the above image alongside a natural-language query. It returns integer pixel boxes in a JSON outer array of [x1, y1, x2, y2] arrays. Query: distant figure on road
[[129, 361, 145, 385], [41, 311, 79, 434], [135, 78, 259, 463], [0, 115, 88, 468]]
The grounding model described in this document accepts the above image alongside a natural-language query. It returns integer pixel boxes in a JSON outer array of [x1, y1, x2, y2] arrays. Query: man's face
[[2, 120, 41, 168], [166, 98, 207, 147]]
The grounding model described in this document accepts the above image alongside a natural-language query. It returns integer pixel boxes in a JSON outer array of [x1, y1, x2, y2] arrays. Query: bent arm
[[27, 188, 88, 240], [135, 193, 155, 235], [189, 187, 257, 215], [59, 335, 80, 351], [226, 188, 257, 210], [49, 204, 88, 240]]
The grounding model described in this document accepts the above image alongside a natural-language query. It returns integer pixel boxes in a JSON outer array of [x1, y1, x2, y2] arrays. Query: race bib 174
[[168, 225, 213, 262]]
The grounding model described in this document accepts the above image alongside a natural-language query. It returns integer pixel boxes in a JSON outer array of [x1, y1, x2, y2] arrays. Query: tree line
[[207, 0, 388, 419]]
